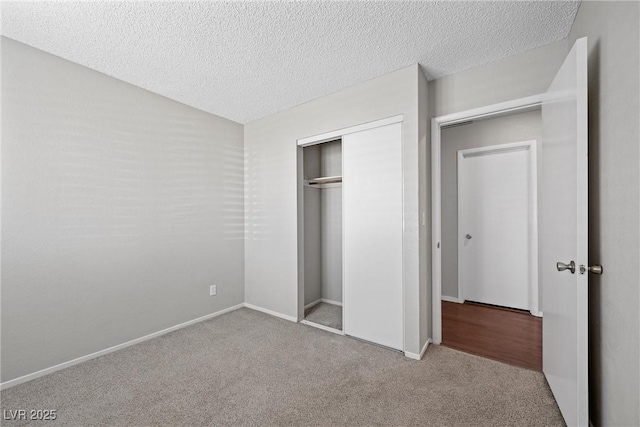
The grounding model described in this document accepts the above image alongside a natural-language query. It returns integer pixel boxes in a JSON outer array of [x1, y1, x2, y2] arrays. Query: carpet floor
[[304, 302, 342, 331], [0, 308, 564, 426]]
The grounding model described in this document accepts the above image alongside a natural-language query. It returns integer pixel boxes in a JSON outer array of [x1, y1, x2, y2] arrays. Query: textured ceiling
[[1, 1, 579, 124]]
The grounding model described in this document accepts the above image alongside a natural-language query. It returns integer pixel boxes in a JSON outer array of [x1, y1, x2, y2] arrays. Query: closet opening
[[301, 139, 343, 333]]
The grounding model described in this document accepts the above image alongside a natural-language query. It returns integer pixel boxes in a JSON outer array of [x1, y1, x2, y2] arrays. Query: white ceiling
[[1, 1, 580, 124]]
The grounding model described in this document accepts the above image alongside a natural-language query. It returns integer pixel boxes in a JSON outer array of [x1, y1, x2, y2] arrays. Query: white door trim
[[456, 140, 539, 316], [431, 93, 544, 345]]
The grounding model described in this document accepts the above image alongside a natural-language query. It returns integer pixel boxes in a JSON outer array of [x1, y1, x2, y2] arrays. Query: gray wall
[[441, 111, 542, 299], [319, 142, 342, 304], [321, 186, 342, 303], [418, 68, 430, 345], [1, 38, 245, 383], [429, 40, 568, 117], [568, 2, 640, 425], [245, 65, 429, 355]]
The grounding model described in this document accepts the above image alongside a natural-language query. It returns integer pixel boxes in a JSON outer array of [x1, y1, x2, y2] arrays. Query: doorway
[[434, 105, 543, 370], [432, 38, 590, 425], [432, 95, 544, 343]]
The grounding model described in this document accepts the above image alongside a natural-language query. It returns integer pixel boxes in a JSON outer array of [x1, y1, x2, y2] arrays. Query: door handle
[[556, 260, 575, 274], [465, 234, 472, 240], [579, 264, 603, 275]]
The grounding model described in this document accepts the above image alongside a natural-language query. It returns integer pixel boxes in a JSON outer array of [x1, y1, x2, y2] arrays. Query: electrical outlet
[[209, 285, 217, 296]]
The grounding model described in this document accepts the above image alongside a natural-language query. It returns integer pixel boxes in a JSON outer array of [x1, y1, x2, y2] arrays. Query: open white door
[[541, 37, 592, 426]]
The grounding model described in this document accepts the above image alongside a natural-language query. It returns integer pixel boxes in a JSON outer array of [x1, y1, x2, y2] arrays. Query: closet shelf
[[307, 175, 342, 186]]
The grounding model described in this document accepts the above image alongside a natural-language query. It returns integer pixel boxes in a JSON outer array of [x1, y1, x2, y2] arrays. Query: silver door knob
[[465, 234, 472, 240], [556, 260, 576, 274], [579, 264, 603, 275]]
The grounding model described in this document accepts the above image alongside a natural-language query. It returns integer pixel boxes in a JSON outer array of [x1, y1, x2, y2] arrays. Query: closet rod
[[307, 176, 342, 185]]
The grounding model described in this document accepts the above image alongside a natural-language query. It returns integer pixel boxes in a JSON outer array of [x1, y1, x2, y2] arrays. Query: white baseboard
[[304, 299, 322, 309], [244, 303, 298, 323], [0, 303, 245, 391], [405, 339, 432, 360], [532, 311, 543, 318], [441, 295, 463, 304], [304, 298, 342, 310]]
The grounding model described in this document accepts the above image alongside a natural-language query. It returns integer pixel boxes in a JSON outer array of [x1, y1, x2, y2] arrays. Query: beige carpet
[[304, 302, 342, 330], [0, 308, 564, 426]]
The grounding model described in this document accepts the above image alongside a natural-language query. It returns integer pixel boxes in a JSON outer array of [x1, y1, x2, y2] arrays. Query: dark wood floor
[[442, 301, 542, 371]]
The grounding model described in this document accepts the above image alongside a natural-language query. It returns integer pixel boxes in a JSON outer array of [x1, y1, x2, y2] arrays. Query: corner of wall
[[418, 66, 432, 346]]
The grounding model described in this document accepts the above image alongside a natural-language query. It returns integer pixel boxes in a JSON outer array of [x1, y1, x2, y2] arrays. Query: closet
[[302, 139, 344, 331], [299, 116, 404, 351]]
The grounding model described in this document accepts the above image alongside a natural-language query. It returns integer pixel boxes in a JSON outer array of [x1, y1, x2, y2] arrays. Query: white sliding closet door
[[343, 122, 403, 350]]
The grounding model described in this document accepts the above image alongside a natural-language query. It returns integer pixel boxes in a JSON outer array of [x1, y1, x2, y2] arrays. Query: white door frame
[[431, 94, 544, 345], [456, 140, 539, 316]]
